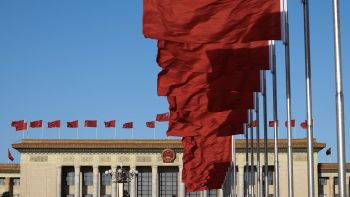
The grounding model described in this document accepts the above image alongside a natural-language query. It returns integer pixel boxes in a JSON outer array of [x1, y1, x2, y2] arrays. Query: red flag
[[269, 121, 279, 127], [300, 121, 307, 129], [247, 120, 257, 128], [30, 120, 43, 128], [285, 120, 296, 127], [48, 120, 61, 128], [156, 113, 169, 122], [168, 90, 254, 112], [104, 120, 116, 128], [182, 135, 231, 192], [326, 147, 331, 156], [146, 121, 155, 128], [8, 149, 14, 161], [157, 41, 270, 72], [122, 122, 133, 129], [158, 68, 261, 96], [67, 120, 78, 128], [143, 0, 282, 43], [15, 122, 27, 131], [84, 120, 97, 128], [11, 120, 24, 128]]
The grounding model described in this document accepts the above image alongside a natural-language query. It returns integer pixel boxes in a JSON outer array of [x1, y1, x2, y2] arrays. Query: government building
[[0, 138, 349, 197]]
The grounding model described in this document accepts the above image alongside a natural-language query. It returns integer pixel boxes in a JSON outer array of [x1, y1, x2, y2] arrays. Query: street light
[[105, 165, 138, 197]]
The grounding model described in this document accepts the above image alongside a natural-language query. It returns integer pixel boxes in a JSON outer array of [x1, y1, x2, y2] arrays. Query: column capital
[[74, 165, 80, 169]]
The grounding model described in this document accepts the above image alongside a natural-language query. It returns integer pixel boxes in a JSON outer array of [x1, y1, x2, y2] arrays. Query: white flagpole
[[41, 121, 44, 139], [332, 0, 347, 196], [249, 110, 254, 196], [255, 92, 262, 197], [271, 41, 280, 197], [262, 70, 269, 197], [95, 128, 98, 139]]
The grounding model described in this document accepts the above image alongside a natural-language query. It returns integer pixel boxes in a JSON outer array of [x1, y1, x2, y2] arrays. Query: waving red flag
[[8, 149, 14, 161], [247, 120, 257, 128], [122, 122, 133, 129], [300, 120, 307, 129], [156, 113, 169, 122], [104, 120, 116, 128], [146, 121, 155, 128], [48, 120, 61, 128], [85, 120, 97, 128], [269, 121, 279, 128], [143, 0, 282, 43], [285, 120, 296, 127], [30, 120, 43, 128], [67, 120, 78, 128], [11, 120, 24, 128], [15, 122, 27, 131]]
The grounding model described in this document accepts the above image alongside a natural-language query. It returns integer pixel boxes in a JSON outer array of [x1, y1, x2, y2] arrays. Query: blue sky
[[0, 0, 349, 164]]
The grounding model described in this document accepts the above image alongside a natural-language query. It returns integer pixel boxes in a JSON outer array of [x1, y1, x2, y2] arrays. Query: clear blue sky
[[0, 0, 349, 164]]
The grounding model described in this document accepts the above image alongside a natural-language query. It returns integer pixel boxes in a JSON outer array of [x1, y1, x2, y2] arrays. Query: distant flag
[[48, 120, 61, 128], [300, 120, 307, 129], [85, 120, 97, 128], [122, 122, 133, 129], [247, 120, 257, 128], [104, 120, 116, 128], [16, 122, 27, 131], [8, 149, 14, 162], [269, 121, 279, 128], [30, 120, 43, 128], [326, 147, 331, 156], [156, 113, 169, 122], [67, 120, 78, 128], [146, 121, 155, 128], [284, 119, 296, 127], [11, 120, 24, 128]]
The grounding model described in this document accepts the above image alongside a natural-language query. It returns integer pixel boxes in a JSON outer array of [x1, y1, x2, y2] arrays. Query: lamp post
[[105, 165, 138, 197]]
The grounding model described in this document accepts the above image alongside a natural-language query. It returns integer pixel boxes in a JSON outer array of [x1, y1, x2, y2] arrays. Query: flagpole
[[255, 92, 261, 197], [76, 128, 79, 139], [271, 41, 280, 197], [244, 123, 249, 197], [95, 128, 98, 139], [301, 1, 315, 196], [262, 70, 269, 197], [283, 0, 295, 196], [41, 121, 44, 139], [249, 110, 255, 196], [58, 128, 61, 139], [114, 127, 117, 139], [232, 135, 236, 196], [332, 0, 347, 196], [153, 128, 156, 139]]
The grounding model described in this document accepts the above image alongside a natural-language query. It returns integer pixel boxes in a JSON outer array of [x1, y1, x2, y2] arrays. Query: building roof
[[12, 138, 326, 153], [0, 164, 20, 173], [318, 163, 350, 172]]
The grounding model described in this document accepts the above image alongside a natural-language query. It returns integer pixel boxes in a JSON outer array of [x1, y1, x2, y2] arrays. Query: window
[[84, 195, 92, 197], [334, 177, 339, 185], [159, 167, 178, 197], [318, 177, 328, 196], [137, 167, 152, 197], [83, 172, 93, 186], [101, 195, 111, 197], [208, 189, 217, 196], [0, 178, 5, 185], [66, 171, 75, 186], [185, 191, 200, 197], [13, 178, 20, 186], [101, 173, 111, 186], [319, 177, 328, 186], [244, 167, 256, 186]]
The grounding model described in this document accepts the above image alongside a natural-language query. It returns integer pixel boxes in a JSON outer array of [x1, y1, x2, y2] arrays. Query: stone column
[[202, 190, 208, 197], [118, 183, 124, 197], [218, 189, 224, 197], [329, 176, 334, 197], [178, 166, 185, 197], [57, 166, 62, 197], [152, 166, 158, 197], [239, 166, 244, 197], [74, 165, 80, 197], [112, 166, 117, 197], [130, 166, 136, 197], [93, 166, 99, 197]]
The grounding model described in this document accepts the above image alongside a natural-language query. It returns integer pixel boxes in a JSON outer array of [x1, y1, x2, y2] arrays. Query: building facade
[[0, 138, 348, 197]]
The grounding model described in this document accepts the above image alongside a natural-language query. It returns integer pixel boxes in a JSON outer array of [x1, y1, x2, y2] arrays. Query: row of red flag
[[143, 0, 284, 192], [11, 113, 170, 131], [249, 120, 313, 129]]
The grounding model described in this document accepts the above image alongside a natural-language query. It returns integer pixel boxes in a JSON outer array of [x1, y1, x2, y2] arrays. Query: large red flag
[[30, 120, 43, 128], [157, 68, 261, 96], [285, 120, 296, 127], [8, 149, 14, 162], [146, 121, 155, 128], [156, 113, 169, 122], [48, 120, 61, 128], [67, 120, 78, 128], [15, 122, 27, 131], [104, 120, 116, 128], [182, 135, 231, 192], [11, 120, 24, 128], [143, 0, 282, 43], [157, 41, 270, 72], [122, 122, 133, 129], [167, 90, 254, 112], [84, 120, 97, 128]]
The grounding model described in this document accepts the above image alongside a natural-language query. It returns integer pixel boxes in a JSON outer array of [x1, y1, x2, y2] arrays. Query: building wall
[[0, 172, 20, 196]]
